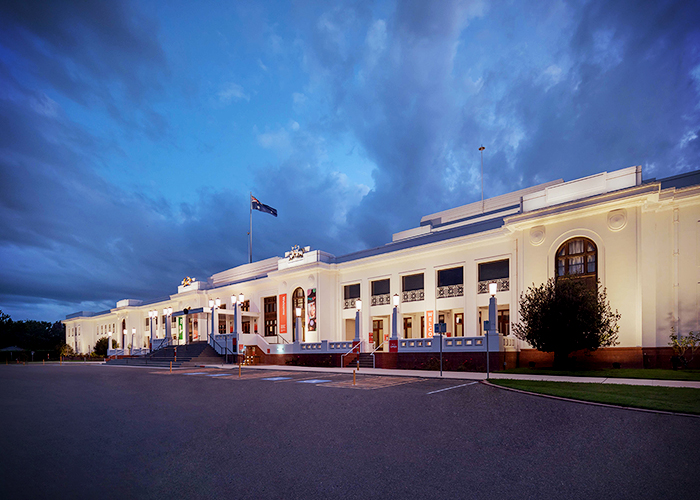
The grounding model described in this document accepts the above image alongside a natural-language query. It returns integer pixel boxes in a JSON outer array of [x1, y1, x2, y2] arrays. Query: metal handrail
[[367, 341, 387, 369], [209, 334, 231, 364], [149, 335, 172, 356], [341, 342, 361, 368]]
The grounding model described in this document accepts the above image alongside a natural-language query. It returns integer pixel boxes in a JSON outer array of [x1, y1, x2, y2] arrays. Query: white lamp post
[[391, 293, 399, 340], [487, 282, 498, 380], [354, 299, 362, 343], [148, 310, 156, 351], [107, 331, 113, 356], [131, 327, 136, 355], [209, 298, 221, 343]]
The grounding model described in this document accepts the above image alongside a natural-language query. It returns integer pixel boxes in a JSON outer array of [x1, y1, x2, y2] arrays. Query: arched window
[[556, 237, 597, 289]]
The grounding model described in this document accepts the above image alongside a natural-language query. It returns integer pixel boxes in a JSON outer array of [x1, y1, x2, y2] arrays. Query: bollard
[[239, 362, 241, 378], [353, 369, 356, 386], [43, 359, 44, 365], [169, 361, 172, 373]]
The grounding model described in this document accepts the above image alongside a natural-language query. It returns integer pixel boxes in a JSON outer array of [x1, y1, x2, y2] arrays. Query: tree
[[93, 337, 118, 357], [513, 278, 620, 367], [668, 328, 699, 369], [60, 343, 75, 357]]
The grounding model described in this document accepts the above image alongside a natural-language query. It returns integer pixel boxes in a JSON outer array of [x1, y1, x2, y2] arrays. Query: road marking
[[297, 379, 332, 384], [262, 377, 292, 381], [427, 382, 478, 394], [206, 373, 232, 377], [184, 372, 208, 376]]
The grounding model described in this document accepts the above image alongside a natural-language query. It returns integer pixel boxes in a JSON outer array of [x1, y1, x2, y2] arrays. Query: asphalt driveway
[[0, 364, 697, 499]]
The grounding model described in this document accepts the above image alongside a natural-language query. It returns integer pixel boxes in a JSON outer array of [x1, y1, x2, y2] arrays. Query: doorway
[[372, 319, 384, 350]]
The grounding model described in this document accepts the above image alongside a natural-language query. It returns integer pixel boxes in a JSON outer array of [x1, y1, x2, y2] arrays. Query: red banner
[[279, 294, 287, 334], [426, 311, 434, 338]]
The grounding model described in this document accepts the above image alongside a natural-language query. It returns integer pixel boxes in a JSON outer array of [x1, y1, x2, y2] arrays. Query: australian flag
[[251, 195, 277, 217]]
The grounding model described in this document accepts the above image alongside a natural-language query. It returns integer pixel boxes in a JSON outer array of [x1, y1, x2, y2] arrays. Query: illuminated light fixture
[[296, 307, 302, 318], [238, 293, 245, 303], [489, 282, 497, 296], [393, 294, 399, 307], [356, 299, 362, 311], [167, 307, 172, 315], [215, 298, 221, 308], [208, 299, 214, 308], [132, 328, 136, 335], [231, 295, 237, 305]]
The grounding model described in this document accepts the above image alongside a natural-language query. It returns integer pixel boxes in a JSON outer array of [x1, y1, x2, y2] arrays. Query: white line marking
[[427, 382, 478, 394]]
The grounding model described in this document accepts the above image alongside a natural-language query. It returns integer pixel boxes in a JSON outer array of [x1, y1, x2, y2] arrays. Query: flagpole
[[249, 192, 253, 264]]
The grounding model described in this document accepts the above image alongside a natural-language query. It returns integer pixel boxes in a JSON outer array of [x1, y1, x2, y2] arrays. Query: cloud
[[218, 82, 250, 104]]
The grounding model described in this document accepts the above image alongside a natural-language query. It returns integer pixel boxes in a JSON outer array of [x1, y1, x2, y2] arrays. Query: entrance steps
[[106, 341, 225, 368]]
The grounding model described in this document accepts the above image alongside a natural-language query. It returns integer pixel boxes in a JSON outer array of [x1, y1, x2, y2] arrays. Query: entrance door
[[454, 313, 464, 337], [403, 317, 412, 339], [372, 319, 383, 350]]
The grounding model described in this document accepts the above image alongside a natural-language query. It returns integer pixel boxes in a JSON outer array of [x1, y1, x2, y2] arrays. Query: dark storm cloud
[[296, 0, 700, 250], [0, 77, 245, 318], [0, 0, 167, 102], [0, 0, 170, 139]]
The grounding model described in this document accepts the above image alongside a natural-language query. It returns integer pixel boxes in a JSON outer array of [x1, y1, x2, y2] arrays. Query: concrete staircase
[[106, 341, 225, 368]]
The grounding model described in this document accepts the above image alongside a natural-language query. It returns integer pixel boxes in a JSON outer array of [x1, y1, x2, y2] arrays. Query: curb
[[481, 380, 700, 419]]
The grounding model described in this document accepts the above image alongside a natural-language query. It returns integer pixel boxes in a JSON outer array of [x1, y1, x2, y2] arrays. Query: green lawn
[[492, 379, 700, 415], [501, 367, 700, 381]]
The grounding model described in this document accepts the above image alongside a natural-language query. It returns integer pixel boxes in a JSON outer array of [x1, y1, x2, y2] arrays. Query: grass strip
[[492, 379, 700, 415], [501, 368, 700, 381]]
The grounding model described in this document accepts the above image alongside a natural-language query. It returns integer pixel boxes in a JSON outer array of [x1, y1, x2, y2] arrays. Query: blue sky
[[1, 0, 699, 322]]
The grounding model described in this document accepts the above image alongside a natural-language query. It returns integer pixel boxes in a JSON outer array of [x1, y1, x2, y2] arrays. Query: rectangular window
[[478, 259, 509, 281], [438, 267, 463, 287], [344, 283, 360, 299], [402, 273, 424, 291], [145, 318, 149, 327], [371, 279, 390, 296], [498, 310, 510, 335], [218, 318, 226, 335]]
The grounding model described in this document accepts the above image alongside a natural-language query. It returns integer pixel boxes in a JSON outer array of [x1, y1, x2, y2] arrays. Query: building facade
[[63, 166, 700, 368]]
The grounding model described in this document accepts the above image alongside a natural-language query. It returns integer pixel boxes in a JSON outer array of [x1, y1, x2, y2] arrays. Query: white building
[[63, 165, 700, 369]]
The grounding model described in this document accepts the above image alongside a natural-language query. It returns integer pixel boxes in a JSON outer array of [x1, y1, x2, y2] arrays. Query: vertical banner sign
[[279, 294, 288, 334], [177, 317, 184, 340], [307, 288, 317, 331], [426, 311, 434, 338]]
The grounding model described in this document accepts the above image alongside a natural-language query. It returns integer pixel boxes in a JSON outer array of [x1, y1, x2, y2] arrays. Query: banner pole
[[249, 192, 253, 264]]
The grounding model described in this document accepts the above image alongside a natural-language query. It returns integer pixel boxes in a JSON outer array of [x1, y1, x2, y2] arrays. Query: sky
[[1, 0, 699, 322]]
